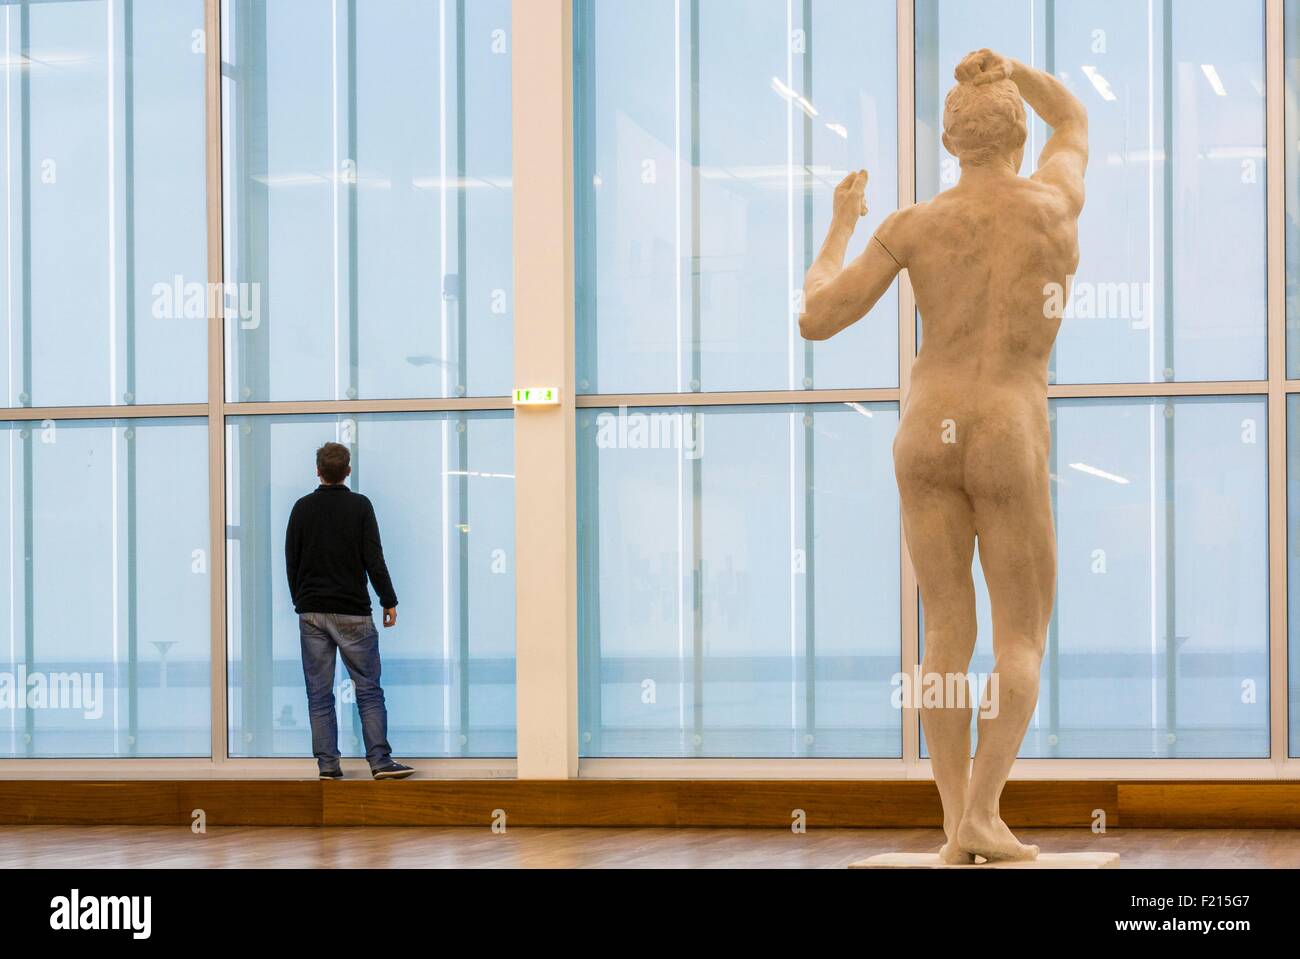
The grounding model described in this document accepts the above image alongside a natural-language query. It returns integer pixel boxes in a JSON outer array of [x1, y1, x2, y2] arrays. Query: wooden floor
[[1, 825, 1297, 868]]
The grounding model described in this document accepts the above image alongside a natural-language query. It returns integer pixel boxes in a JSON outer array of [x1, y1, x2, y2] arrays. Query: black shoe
[[372, 762, 415, 780], [319, 768, 344, 781]]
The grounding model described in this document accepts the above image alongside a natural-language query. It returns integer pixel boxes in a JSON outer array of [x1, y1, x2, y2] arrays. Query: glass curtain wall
[[575, 0, 903, 757], [578, 0, 1276, 761], [0, 0, 211, 757], [912, 0, 1269, 758], [221, 0, 516, 760], [3, 0, 1300, 769]]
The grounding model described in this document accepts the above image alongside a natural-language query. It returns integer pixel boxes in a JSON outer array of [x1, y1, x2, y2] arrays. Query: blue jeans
[[299, 612, 393, 772]]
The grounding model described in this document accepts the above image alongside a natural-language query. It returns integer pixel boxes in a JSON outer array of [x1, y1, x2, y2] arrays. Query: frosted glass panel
[[226, 411, 516, 758], [222, 0, 513, 402], [578, 402, 901, 757], [0, 418, 211, 757], [917, 0, 1266, 384], [575, 0, 899, 394], [921, 395, 1268, 759], [0, 0, 208, 408]]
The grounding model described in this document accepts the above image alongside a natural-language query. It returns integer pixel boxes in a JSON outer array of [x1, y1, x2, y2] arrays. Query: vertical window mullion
[[205, 0, 227, 764], [897, 0, 919, 770]]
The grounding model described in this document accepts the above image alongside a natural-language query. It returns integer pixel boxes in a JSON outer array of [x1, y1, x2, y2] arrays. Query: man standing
[[285, 441, 414, 781]]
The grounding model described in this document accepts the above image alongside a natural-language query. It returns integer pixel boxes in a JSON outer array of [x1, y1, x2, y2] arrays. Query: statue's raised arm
[[1008, 54, 1089, 214], [798, 169, 903, 342]]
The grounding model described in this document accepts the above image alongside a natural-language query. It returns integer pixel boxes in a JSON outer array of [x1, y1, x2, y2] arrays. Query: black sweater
[[285, 484, 398, 615]]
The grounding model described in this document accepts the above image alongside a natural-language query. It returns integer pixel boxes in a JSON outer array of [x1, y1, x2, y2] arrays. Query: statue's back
[[904, 175, 1080, 390]]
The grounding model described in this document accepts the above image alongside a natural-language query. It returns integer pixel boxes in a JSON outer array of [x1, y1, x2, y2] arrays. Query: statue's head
[[941, 54, 1027, 170]]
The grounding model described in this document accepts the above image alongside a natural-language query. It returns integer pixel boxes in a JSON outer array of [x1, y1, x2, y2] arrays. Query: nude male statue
[[800, 49, 1087, 863]]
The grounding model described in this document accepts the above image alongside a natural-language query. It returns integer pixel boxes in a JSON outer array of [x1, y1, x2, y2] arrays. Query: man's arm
[[800, 169, 904, 342], [285, 502, 302, 604], [361, 499, 399, 627], [1010, 56, 1088, 213]]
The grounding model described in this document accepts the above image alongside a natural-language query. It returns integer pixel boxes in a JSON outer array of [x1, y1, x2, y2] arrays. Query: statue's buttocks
[[891, 173, 1077, 510]]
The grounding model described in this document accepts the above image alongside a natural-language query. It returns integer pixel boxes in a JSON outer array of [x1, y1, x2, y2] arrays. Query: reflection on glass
[[222, 0, 513, 402], [575, 0, 899, 394], [921, 395, 1268, 759], [0, 0, 208, 408], [0, 418, 210, 756], [917, 0, 1266, 384], [578, 402, 900, 757], [226, 411, 515, 758]]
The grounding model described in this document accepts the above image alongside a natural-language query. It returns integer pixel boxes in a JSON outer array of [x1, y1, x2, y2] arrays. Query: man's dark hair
[[316, 442, 351, 484]]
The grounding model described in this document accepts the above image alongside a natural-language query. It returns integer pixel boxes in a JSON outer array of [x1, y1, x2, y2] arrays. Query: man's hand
[[383, 607, 397, 628], [833, 169, 868, 230], [954, 48, 1013, 86]]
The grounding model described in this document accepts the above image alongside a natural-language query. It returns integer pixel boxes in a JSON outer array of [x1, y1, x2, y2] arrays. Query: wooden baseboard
[[0, 780, 1297, 827]]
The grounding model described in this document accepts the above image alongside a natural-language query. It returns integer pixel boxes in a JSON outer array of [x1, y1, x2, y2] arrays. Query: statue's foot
[[939, 840, 976, 865], [940, 815, 975, 864], [956, 815, 1039, 863]]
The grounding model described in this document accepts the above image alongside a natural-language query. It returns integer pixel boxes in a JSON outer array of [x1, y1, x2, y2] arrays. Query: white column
[[1265, 0, 1288, 766], [511, 0, 578, 779]]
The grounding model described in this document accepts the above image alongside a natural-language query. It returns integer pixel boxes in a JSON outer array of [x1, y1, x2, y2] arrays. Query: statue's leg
[[900, 482, 977, 864], [959, 467, 1056, 862]]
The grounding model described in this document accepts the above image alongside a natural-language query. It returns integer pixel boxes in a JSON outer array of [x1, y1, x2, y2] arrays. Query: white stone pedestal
[[849, 852, 1120, 869]]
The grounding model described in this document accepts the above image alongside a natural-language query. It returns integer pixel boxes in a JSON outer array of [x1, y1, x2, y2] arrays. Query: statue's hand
[[832, 169, 868, 229], [955, 48, 1013, 86]]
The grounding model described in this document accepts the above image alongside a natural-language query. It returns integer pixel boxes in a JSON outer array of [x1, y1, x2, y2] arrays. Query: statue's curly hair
[[943, 64, 1027, 166]]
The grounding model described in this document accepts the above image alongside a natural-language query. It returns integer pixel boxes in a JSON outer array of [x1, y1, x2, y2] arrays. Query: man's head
[[316, 441, 351, 485], [942, 50, 1027, 170]]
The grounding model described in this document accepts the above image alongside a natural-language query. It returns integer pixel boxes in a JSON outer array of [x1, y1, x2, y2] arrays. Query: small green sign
[[513, 386, 560, 406]]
